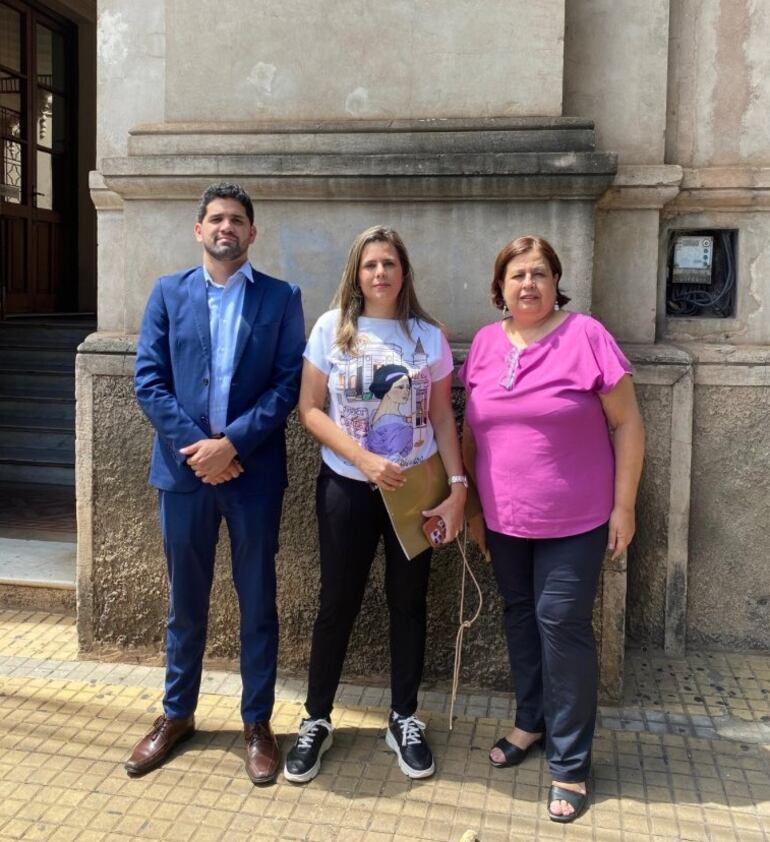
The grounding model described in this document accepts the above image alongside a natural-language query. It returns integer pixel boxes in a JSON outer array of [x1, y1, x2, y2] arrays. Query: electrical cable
[[666, 231, 735, 317]]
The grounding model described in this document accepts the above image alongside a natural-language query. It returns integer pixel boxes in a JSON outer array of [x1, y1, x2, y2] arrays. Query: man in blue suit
[[127, 183, 304, 784]]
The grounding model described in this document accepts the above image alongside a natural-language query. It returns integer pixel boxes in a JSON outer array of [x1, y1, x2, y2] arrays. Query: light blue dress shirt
[[204, 260, 252, 435]]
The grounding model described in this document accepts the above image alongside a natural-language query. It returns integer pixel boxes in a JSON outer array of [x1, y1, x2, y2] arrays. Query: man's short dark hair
[[197, 183, 254, 225]]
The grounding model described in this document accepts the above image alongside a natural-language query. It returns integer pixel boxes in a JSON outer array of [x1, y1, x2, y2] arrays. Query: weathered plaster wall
[[83, 0, 770, 672], [85, 0, 635, 690], [109, 197, 597, 341], [626, 384, 671, 647], [563, 0, 670, 164], [592, 209, 661, 343], [164, 0, 564, 122], [79, 355, 623, 699], [96, 0, 165, 163], [687, 385, 770, 648], [667, 0, 770, 167], [81, 368, 506, 679], [93, 0, 164, 326], [563, 1, 673, 348]]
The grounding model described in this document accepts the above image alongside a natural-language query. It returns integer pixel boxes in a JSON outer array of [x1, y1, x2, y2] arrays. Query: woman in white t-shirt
[[283, 226, 467, 784]]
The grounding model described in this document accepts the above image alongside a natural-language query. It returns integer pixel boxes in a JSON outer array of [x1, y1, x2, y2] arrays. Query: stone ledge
[[670, 341, 770, 365], [130, 117, 598, 135], [597, 165, 683, 210], [101, 119, 617, 202], [666, 166, 770, 212], [102, 151, 617, 179], [100, 151, 618, 202], [78, 332, 136, 355], [88, 172, 124, 210], [622, 342, 692, 366], [126, 117, 599, 157], [79, 335, 770, 367], [681, 166, 770, 190], [695, 366, 770, 386]]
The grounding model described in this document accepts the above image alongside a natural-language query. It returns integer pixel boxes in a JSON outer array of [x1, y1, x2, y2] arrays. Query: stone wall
[[687, 370, 770, 649], [562, 0, 770, 658], [626, 383, 671, 647], [164, 0, 564, 123], [666, 0, 770, 169], [79, 0, 770, 710], [92, 187, 603, 342], [76, 338, 627, 702], [78, 332, 770, 693]]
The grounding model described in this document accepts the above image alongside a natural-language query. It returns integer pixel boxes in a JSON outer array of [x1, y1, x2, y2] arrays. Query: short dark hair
[[491, 235, 571, 310], [369, 364, 411, 399], [197, 183, 254, 225]]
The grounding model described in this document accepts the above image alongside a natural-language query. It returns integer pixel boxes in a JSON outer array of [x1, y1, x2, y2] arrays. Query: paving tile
[[3, 614, 770, 842]]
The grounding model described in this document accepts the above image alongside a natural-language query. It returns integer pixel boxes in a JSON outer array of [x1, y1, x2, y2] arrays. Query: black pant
[[487, 522, 608, 783], [305, 465, 432, 721]]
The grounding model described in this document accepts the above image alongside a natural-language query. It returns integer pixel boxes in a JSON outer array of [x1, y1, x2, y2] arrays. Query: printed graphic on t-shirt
[[331, 334, 431, 466]]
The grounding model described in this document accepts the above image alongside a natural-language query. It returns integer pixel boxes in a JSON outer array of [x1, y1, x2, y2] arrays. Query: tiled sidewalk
[[0, 611, 768, 842]]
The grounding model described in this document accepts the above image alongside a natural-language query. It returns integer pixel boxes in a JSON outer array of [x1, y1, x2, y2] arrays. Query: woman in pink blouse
[[459, 236, 645, 823]]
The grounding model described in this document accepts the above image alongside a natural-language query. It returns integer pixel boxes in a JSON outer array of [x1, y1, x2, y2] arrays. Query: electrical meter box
[[666, 229, 737, 318], [672, 236, 714, 285]]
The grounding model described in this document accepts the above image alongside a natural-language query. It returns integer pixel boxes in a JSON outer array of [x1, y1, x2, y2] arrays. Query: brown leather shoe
[[244, 720, 280, 784], [124, 714, 195, 776]]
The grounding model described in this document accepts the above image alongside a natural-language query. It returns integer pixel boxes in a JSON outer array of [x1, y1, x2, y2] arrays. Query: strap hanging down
[[449, 527, 484, 729]]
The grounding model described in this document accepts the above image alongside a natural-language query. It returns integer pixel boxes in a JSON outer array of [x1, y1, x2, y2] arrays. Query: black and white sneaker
[[283, 718, 333, 783], [386, 712, 435, 779]]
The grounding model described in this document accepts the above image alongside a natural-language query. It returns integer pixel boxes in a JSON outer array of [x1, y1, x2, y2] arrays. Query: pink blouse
[[458, 313, 632, 539]]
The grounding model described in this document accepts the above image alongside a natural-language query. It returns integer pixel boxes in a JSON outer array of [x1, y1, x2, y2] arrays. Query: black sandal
[[547, 783, 589, 823], [489, 734, 544, 768]]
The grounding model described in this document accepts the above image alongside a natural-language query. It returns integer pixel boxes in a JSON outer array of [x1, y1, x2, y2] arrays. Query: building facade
[[7, 0, 765, 698]]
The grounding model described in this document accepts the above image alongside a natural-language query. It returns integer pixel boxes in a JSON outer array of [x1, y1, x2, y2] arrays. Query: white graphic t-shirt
[[304, 309, 454, 481]]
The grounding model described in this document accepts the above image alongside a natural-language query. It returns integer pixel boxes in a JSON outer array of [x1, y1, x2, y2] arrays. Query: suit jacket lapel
[[232, 265, 266, 374], [189, 267, 212, 362]]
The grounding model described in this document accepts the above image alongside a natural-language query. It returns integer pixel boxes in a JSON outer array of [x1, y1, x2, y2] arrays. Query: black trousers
[[487, 522, 608, 783], [305, 465, 432, 721]]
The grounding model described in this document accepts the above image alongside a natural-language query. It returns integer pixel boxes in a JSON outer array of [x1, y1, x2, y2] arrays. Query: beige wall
[[667, 0, 770, 167], [96, 0, 165, 163], [556, 0, 770, 653], [563, 0, 674, 345], [660, 0, 770, 344], [97, 195, 597, 339], [164, 0, 564, 123], [592, 209, 660, 343], [82, 0, 770, 667], [564, 0, 670, 164]]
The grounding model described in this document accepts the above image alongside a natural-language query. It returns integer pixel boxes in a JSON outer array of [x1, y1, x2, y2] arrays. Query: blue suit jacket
[[134, 265, 305, 493]]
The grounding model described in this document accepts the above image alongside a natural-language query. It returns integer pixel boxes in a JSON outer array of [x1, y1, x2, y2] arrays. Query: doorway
[[1, 0, 78, 316]]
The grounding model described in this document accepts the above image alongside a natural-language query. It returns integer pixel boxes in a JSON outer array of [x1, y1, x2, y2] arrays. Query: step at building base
[[0, 582, 76, 613], [0, 462, 75, 485]]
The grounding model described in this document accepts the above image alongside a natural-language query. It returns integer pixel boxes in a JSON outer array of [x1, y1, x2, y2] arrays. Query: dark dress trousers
[[134, 265, 304, 723]]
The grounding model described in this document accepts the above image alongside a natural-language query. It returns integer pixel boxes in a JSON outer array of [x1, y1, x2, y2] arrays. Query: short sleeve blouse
[[458, 312, 632, 539]]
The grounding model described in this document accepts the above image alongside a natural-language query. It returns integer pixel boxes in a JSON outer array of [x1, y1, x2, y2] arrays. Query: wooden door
[[0, 0, 76, 316]]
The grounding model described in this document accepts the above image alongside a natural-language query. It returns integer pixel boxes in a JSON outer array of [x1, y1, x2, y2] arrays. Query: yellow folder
[[380, 452, 482, 560]]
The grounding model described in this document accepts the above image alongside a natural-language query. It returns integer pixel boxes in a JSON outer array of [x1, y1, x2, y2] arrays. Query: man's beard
[[204, 238, 247, 261]]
